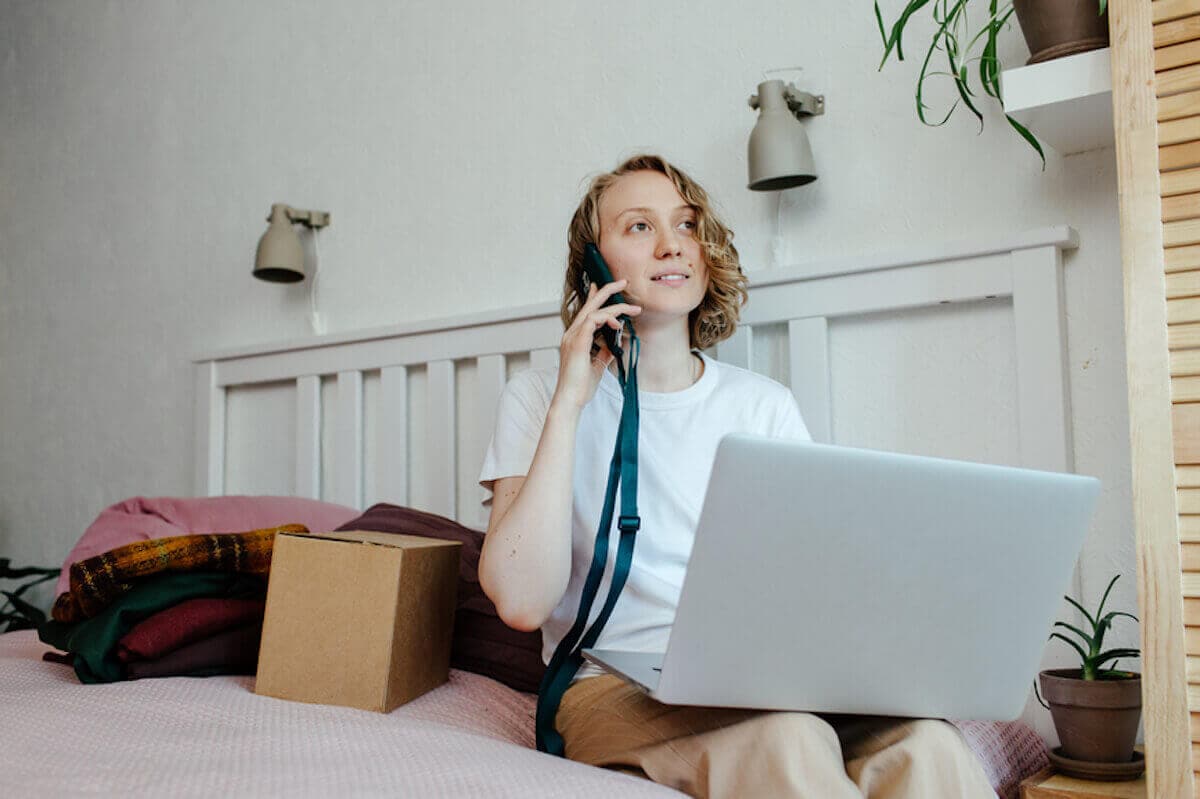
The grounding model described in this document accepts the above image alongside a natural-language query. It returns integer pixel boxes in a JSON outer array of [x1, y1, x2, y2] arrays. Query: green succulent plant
[[874, 0, 1109, 165], [0, 558, 60, 633], [1050, 573, 1140, 680]]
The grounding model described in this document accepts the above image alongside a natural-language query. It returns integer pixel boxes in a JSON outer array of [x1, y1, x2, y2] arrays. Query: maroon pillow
[[334, 503, 544, 693]]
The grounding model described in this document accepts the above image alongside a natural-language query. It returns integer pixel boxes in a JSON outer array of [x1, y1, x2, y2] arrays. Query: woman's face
[[596, 170, 708, 324]]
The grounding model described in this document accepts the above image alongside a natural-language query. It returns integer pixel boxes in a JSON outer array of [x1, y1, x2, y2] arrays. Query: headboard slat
[[295, 375, 321, 499], [426, 360, 456, 519], [193, 361, 225, 496], [530, 348, 559, 371], [378, 365, 409, 508], [334, 370, 364, 508], [474, 354, 508, 526], [788, 318, 832, 443], [1011, 245, 1073, 473], [716, 326, 752, 369]]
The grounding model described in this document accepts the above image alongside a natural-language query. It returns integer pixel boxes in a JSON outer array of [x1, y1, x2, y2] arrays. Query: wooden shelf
[[1019, 759, 1146, 799], [1001, 48, 1114, 156]]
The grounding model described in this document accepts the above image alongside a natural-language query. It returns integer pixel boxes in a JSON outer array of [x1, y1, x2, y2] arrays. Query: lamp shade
[[253, 204, 306, 283], [748, 80, 817, 191]]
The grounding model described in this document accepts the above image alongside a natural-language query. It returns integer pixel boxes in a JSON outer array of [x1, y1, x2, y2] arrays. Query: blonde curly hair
[[560, 154, 748, 351]]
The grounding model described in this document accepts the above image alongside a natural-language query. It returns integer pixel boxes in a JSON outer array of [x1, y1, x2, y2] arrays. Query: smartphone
[[581, 243, 629, 358]]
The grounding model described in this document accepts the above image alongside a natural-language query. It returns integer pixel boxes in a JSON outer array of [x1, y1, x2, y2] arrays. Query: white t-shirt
[[478, 350, 811, 680]]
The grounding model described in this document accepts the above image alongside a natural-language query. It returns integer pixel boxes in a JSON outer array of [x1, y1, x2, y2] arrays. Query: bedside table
[[1019, 766, 1146, 799]]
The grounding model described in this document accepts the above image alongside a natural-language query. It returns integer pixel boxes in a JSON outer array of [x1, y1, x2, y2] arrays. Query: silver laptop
[[583, 434, 1100, 720]]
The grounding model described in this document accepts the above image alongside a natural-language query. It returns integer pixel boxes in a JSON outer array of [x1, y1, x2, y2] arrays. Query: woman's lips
[[650, 275, 689, 287]]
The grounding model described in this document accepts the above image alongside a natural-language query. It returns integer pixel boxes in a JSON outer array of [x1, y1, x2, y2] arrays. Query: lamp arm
[[747, 83, 826, 119], [262, 205, 332, 229], [286, 209, 332, 229], [783, 87, 826, 117]]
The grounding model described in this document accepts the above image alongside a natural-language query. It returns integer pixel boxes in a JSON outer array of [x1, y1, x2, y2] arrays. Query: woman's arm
[[479, 280, 640, 632], [479, 400, 580, 631]]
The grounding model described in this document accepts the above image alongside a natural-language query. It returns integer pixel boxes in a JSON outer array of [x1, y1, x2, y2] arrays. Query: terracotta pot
[[1012, 0, 1110, 65], [1039, 668, 1141, 762]]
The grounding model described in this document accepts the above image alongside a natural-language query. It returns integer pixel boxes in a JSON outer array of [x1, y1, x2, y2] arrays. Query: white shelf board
[[1001, 47, 1113, 156]]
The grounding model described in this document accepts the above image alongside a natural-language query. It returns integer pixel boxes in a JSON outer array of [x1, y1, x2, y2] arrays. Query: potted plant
[[0, 558, 60, 633], [874, 0, 1110, 163], [1036, 574, 1142, 776]]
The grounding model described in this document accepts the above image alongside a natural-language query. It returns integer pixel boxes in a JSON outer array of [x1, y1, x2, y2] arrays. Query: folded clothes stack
[[39, 524, 304, 684]]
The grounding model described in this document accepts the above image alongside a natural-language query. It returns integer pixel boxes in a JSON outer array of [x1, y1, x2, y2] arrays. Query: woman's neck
[[608, 318, 702, 393]]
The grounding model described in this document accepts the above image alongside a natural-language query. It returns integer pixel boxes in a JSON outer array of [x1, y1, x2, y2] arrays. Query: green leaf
[[949, 54, 983, 127], [976, 6, 1014, 100], [979, 53, 999, 99], [1063, 594, 1097, 630], [1053, 621, 1094, 648], [1093, 609, 1138, 653], [877, 0, 935, 68], [1050, 632, 1089, 663], [1095, 574, 1121, 621], [1005, 114, 1046, 168], [1032, 678, 1050, 709], [875, 3, 890, 51], [1098, 0, 1107, 16], [1094, 647, 1141, 661], [1094, 617, 1112, 652], [915, 0, 969, 126]]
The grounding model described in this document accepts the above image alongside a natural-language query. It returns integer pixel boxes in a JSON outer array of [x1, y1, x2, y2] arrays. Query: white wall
[[1, 0, 1133, 737]]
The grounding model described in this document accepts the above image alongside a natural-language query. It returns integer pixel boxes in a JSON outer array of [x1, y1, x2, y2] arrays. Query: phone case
[[582, 243, 627, 357]]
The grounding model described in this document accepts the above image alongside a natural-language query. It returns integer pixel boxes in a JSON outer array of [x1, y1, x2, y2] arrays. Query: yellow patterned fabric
[[51, 524, 306, 623]]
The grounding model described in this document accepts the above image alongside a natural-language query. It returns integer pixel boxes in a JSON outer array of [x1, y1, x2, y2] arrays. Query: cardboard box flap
[[282, 529, 462, 550]]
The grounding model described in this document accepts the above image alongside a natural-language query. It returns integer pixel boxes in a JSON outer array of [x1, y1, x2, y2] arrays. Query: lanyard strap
[[535, 335, 641, 756]]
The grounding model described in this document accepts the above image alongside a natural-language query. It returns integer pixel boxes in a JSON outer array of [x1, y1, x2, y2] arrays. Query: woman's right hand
[[553, 279, 642, 411]]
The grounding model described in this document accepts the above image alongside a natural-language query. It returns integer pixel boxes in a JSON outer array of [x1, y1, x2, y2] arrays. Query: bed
[[0, 630, 680, 797], [2, 227, 1083, 797]]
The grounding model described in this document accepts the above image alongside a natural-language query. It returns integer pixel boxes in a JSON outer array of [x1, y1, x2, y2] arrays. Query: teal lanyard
[[535, 332, 641, 757]]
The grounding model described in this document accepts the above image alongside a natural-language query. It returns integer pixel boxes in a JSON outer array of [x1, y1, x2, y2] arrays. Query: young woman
[[477, 155, 995, 799]]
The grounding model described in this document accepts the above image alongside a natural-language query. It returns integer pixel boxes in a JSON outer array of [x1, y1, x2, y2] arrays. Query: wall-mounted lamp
[[253, 203, 332, 283], [747, 79, 825, 191]]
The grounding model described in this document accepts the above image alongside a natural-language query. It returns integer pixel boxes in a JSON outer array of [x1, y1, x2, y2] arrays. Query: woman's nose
[[656, 229, 682, 259]]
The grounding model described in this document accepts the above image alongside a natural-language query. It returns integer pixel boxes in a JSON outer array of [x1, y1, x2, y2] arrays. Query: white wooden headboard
[[193, 226, 1078, 534]]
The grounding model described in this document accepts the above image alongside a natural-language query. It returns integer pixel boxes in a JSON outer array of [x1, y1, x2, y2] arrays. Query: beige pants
[[556, 675, 997, 799]]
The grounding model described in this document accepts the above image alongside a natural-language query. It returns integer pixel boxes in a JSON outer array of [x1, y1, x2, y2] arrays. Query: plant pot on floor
[[1012, 0, 1110, 64], [1039, 668, 1141, 763]]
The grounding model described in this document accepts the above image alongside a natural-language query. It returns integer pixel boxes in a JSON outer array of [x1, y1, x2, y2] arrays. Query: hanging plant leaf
[[1005, 115, 1046, 168]]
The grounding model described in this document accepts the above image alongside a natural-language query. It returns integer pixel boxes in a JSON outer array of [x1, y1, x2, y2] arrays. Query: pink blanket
[[2, 630, 678, 797], [1, 630, 1045, 797]]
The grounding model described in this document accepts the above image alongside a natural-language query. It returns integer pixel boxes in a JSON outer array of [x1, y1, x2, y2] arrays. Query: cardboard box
[[255, 530, 460, 713]]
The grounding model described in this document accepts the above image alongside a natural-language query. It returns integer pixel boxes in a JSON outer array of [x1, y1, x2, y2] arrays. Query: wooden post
[[1110, 0, 1195, 794]]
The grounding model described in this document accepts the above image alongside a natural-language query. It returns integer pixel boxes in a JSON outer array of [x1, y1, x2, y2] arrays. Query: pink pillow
[[56, 496, 360, 596]]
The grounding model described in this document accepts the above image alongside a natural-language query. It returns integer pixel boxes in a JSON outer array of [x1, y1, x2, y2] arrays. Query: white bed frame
[[193, 225, 1078, 529]]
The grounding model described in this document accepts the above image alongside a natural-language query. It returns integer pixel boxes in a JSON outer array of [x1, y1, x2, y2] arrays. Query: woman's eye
[[679, 219, 697, 231], [629, 221, 649, 232]]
